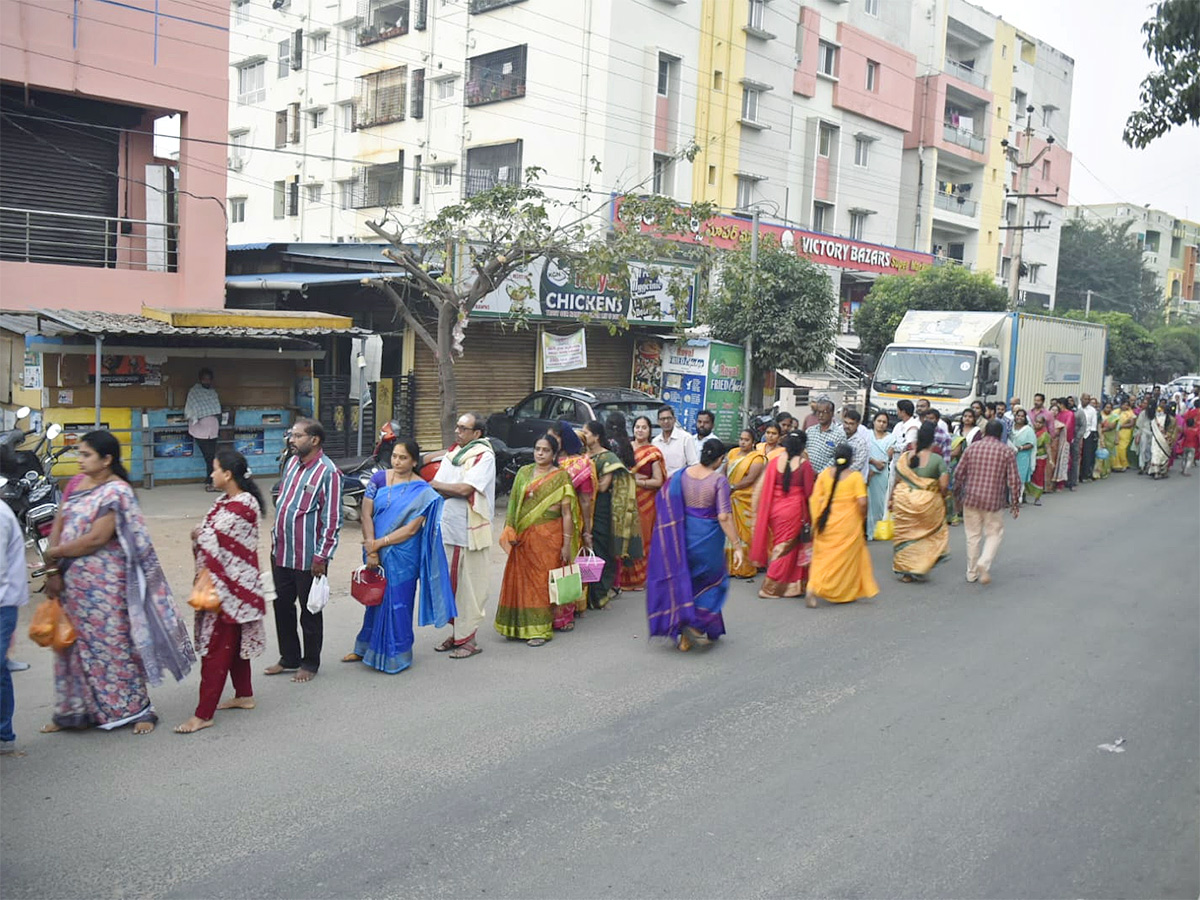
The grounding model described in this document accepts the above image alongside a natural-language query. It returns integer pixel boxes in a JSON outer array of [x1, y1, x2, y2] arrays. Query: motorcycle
[[1, 406, 68, 581], [270, 420, 401, 521]]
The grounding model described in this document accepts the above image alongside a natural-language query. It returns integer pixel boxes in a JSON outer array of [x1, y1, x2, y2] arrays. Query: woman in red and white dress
[[175, 451, 267, 734]]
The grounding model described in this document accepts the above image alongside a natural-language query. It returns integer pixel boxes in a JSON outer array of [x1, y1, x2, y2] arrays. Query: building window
[[411, 69, 425, 118], [1042, 106, 1053, 127], [340, 102, 356, 132], [275, 109, 289, 148], [813, 202, 832, 232], [818, 123, 835, 157], [413, 155, 422, 204], [278, 37, 292, 78], [866, 60, 879, 92], [309, 108, 326, 130], [229, 197, 246, 224], [306, 183, 323, 204], [657, 55, 671, 96], [309, 32, 328, 54], [273, 180, 286, 219], [741, 87, 761, 122], [854, 136, 869, 167], [436, 78, 455, 100], [341, 24, 357, 56], [228, 131, 249, 168], [849, 211, 867, 240], [339, 179, 358, 209], [1042, 159, 1051, 179], [356, 66, 408, 128], [236, 61, 266, 105], [469, 0, 526, 12], [465, 140, 522, 197], [707, 165, 717, 186], [433, 165, 454, 187], [1033, 211, 1049, 228], [748, 0, 765, 29], [233, 0, 250, 25], [864, 0, 879, 15], [359, 0, 410, 45], [818, 41, 837, 77], [652, 154, 674, 196], [355, 162, 404, 208], [736, 176, 755, 210], [713, 70, 724, 91], [465, 45, 527, 106], [1027, 263, 1041, 284]]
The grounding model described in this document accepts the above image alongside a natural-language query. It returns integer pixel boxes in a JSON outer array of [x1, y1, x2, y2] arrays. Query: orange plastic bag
[[28, 598, 59, 648], [188, 569, 222, 612], [51, 607, 77, 652]]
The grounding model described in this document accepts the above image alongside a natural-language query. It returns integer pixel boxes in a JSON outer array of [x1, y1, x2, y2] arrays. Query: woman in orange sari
[[548, 421, 596, 631], [493, 434, 579, 647], [620, 416, 665, 591], [726, 429, 766, 579], [751, 431, 815, 597]]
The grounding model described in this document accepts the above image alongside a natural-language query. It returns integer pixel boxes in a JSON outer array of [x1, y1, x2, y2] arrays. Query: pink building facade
[[0, 0, 228, 312]]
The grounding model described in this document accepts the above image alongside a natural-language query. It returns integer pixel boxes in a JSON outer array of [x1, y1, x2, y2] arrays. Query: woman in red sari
[[547, 421, 596, 631], [750, 432, 816, 598], [620, 415, 665, 591]]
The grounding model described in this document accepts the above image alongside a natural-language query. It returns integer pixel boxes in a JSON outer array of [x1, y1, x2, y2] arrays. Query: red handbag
[[350, 566, 387, 606]]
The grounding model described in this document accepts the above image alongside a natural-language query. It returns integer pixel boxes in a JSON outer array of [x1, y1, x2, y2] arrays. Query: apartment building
[[899, 0, 1073, 310], [1068, 203, 1200, 321], [0, 0, 229, 313]]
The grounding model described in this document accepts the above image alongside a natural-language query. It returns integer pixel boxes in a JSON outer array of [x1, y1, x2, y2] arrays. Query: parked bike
[[1, 406, 68, 580]]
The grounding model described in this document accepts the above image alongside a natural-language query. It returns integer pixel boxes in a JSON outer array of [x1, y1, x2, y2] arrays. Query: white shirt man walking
[[429, 413, 496, 659], [653, 404, 699, 477]]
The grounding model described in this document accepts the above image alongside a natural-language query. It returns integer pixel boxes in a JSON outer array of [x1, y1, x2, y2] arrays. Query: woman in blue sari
[[343, 438, 455, 674], [646, 440, 747, 652]]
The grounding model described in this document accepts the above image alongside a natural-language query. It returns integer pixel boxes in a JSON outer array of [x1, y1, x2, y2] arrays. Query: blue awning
[[224, 272, 404, 291]]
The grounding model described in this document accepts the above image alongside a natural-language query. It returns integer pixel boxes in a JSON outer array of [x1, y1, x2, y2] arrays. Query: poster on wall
[[633, 339, 663, 396], [23, 349, 42, 390], [704, 343, 746, 442], [234, 430, 266, 456], [154, 429, 194, 458], [541, 329, 588, 373], [1044, 352, 1083, 384], [88, 355, 162, 386], [661, 341, 709, 434]]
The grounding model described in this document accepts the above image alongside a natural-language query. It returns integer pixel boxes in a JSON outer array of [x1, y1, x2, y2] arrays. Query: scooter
[[0, 407, 67, 581]]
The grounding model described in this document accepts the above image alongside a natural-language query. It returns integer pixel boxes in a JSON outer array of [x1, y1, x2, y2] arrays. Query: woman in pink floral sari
[[42, 431, 194, 735]]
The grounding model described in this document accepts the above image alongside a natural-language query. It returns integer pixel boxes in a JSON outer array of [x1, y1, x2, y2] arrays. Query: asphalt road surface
[[2, 471, 1197, 899]]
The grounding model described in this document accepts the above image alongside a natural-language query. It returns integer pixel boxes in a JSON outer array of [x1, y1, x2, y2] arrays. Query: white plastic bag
[[306, 575, 330, 614]]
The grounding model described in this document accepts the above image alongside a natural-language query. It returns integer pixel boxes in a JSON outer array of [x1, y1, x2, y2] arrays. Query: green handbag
[[548, 564, 583, 606]]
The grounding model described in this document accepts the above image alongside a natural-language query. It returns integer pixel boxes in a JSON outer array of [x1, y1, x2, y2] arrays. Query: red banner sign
[[612, 197, 933, 277]]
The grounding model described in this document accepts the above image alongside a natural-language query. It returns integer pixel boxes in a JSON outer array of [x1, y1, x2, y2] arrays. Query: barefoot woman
[[176, 451, 269, 734], [42, 431, 194, 736]]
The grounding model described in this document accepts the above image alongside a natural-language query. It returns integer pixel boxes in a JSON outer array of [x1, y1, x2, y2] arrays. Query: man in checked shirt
[[265, 418, 343, 683], [953, 419, 1021, 586]]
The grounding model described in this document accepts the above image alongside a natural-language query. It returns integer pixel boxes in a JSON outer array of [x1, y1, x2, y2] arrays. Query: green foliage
[[1056, 310, 1156, 382], [1123, 0, 1200, 148], [1151, 324, 1200, 381], [1054, 219, 1162, 325], [852, 264, 1009, 360], [701, 237, 837, 376]]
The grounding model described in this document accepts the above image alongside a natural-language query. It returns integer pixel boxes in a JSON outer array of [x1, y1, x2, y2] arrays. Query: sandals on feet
[[449, 643, 482, 659], [433, 637, 456, 652], [526, 638, 548, 647]]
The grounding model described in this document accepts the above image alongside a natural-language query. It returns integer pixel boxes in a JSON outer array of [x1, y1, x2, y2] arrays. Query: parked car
[[486, 386, 661, 448]]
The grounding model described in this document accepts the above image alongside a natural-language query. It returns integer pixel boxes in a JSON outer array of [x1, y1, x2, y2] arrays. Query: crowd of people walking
[[2, 381, 1196, 754]]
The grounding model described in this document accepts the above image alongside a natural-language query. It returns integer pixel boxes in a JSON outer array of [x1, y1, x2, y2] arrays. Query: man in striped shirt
[[266, 418, 342, 683]]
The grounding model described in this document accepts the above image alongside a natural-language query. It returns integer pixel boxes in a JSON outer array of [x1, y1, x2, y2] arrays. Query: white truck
[[871, 311, 1107, 422]]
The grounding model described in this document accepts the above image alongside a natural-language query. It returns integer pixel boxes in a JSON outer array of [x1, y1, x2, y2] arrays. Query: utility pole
[[1000, 106, 1055, 312], [1085, 289, 1092, 316], [743, 207, 758, 430]]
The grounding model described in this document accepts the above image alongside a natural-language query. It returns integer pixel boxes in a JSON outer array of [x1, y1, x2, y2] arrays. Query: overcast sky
[[985, 0, 1200, 219]]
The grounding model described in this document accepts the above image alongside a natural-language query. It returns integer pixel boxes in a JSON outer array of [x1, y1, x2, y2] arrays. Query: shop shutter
[[412, 322, 537, 447], [543, 327, 635, 391]]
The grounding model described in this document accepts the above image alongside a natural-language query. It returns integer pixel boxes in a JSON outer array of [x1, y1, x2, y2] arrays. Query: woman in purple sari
[[646, 440, 747, 652]]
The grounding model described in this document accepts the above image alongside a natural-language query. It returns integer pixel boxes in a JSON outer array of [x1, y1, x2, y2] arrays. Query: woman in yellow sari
[[725, 429, 766, 578], [806, 442, 879, 606], [1114, 400, 1135, 472], [494, 434, 579, 646], [756, 423, 784, 462], [889, 421, 950, 582], [1097, 402, 1118, 478]]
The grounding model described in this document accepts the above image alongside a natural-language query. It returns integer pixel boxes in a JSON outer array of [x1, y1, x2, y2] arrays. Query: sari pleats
[[807, 470, 878, 604], [891, 456, 950, 577]]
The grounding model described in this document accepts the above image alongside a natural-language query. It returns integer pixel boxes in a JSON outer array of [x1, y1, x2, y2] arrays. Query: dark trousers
[[1081, 433, 1098, 480], [272, 565, 322, 672], [196, 438, 218, 485], [0, 606, 17, 742], [1068, 437, 1083, 488], [196, 618, 253, 719]]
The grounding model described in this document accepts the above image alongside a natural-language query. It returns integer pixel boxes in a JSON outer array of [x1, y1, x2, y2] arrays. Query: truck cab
[[873, 345, 1000, 421]]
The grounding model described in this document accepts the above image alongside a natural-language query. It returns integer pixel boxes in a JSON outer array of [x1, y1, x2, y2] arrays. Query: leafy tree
[[1123, 0, 1200, 148], [365, 167, 713, 442], [1055, 218, 1162, 326], [702, 236, 837, 382], [1054, 310, 1157, 383], [1151, 324, 1200, 381], [852, 264, 1009, 360]]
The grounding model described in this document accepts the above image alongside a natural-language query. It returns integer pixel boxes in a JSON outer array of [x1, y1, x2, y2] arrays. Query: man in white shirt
[[1080, 392, 1099, 481], [694, 409, 721, 450], [1, 501, 30, 754], [915, 397, 949, 433], [891, 399, 920, 454], [653, 404, 699, 476], [429, 413, 496, 659]]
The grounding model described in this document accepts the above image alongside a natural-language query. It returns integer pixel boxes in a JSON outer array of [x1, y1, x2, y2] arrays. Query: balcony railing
[[944, 58, 986, 88], [943, 124, 985, 154], [0, 207, 178, 271], [934, 191, 978, 217]]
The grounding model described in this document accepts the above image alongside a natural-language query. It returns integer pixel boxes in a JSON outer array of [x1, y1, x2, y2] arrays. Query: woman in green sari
[[890, 421, 950, 582], [494, 434, 580, 646], [1097, 401, 1118, 478], [582, 417, 643, 609]]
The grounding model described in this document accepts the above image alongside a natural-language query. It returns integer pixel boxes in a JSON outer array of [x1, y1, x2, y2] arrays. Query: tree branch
[[366, 219, 450, 303], [371, 279, 439, 355]]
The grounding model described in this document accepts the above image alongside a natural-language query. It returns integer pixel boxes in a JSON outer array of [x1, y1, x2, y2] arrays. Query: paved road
[[2, 472, 1197, 899]]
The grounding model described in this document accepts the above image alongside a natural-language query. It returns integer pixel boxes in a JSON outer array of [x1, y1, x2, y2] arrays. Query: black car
[[486, 386, 661, 448]]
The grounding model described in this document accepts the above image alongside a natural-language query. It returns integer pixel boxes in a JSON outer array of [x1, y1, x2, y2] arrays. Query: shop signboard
[[154, 429, 194, 458], [633, 338, 664, 396], [88, 355, 162, 386], [234, 430, 266, 455], [659, 340, 746, 439], [1044, 352, 1083, 384], [660, 341, 709, 434], [475, 256, 697, 326], [704, 343, 746, 442], [541, 329, 588, 373]]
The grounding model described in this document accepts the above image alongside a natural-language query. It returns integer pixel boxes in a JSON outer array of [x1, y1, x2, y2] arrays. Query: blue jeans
[[0, 606, 17, 742]]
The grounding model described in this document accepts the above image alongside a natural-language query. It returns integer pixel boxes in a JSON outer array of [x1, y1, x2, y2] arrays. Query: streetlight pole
[[1002, 105, 1055, 312]]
